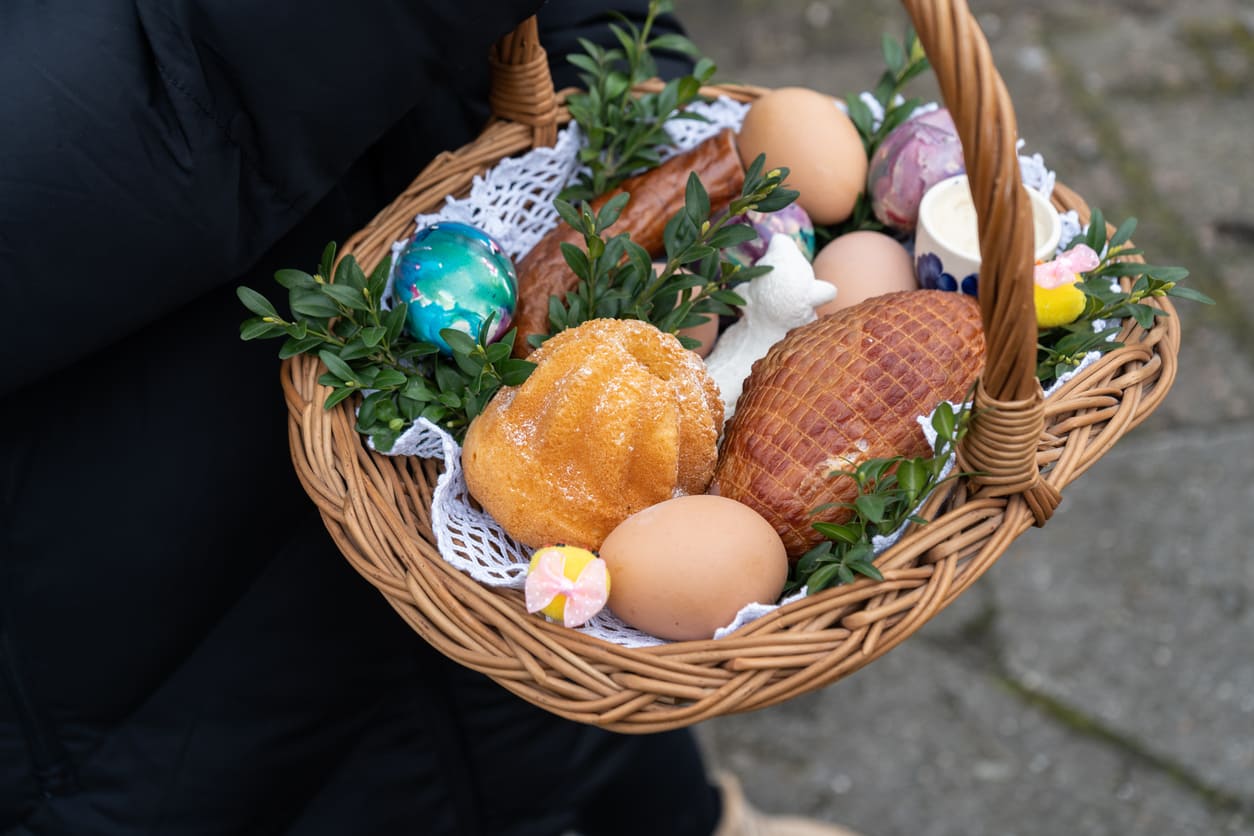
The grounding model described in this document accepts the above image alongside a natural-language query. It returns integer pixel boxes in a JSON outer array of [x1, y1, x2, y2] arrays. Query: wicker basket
[[281, 0, 1179, 733]]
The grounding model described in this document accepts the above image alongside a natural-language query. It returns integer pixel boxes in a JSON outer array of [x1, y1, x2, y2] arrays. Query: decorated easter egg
[[392, 221, 517, 354], [867, 108, 966, 233], [723, 204, 817, 268]]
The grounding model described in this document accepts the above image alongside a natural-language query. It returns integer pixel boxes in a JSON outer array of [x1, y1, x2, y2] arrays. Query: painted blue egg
[[391, 222, 517, 354]]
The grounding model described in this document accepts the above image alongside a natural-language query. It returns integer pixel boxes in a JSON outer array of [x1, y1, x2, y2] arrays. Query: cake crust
[[462, 318, 723, 550]]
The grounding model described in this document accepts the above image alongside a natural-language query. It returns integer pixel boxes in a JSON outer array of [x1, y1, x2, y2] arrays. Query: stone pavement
[[675, 1, 1254, 834]]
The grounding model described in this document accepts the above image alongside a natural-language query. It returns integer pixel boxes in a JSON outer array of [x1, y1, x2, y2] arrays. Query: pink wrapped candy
[[867, 108, 966, 233]]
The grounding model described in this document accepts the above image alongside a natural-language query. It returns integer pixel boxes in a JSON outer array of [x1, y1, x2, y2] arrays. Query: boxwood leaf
[[289, 289, 340, 319], [384, 303, 409, 343], [318, 350, 356, 382], [274, 269, 315, 290], [500, 359, 536, 386], [237, 287, 279, 319], [806, 563, 844, 594], [239, 318, 283, 340], [321, 283, 370, 311], [322, 386, 355, 410], [368, 254, 392, 302], [854, 494, 887, 524], [371, 368, 408, 389], [813, 522, 860, 544], [336, 255, 368, 291], [440, 328, 478, 357], [278, 335, 324, 359]]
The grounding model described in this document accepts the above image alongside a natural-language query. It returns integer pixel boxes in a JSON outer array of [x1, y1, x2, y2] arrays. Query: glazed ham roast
[[714, 290, 986, 558]]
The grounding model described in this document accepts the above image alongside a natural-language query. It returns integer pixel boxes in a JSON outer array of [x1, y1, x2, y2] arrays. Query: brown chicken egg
[[736, 87, 867, 226], [680, 312, 720, 359], [812, 230, 919, 316], [599, 494, 788, 641]]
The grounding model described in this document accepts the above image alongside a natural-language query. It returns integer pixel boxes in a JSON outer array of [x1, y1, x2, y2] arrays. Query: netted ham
[[714, 290, 986, 558]]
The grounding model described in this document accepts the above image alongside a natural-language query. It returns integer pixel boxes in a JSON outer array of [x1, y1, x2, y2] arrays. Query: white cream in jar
[[914, 174, 1062, 289]]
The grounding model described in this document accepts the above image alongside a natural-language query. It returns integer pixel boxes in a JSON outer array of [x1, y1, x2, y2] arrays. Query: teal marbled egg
[[392, 222, 517, 354]]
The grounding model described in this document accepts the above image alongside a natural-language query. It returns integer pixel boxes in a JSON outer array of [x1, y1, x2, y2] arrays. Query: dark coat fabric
[[0, 2, 718, 834]]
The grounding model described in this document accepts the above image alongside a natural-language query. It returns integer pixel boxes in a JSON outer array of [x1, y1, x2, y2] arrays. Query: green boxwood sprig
[[560, 0, 717, 202], [827, 29, 931, 237], [789, 400, 970, 595], [536, 153, 798, 349], [1036, 211, 1213, 387], [238, 243, 534, 450]]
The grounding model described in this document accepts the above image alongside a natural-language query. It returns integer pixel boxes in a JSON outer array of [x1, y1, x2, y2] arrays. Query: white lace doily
[[373, 95, 1067, 649]]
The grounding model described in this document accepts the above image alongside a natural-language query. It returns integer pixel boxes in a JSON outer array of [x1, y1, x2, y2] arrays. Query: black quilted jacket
[[0, 2, 700, 834]]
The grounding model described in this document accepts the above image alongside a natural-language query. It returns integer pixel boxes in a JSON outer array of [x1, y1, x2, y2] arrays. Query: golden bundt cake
[[461, 318, 723, 550], [715, 290, 986, 558]]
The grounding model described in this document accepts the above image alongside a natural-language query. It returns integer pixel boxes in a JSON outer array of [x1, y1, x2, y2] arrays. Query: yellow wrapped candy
[[525, 545, 610, 627], [1034, 282, 1087, 329], [1034, 244, 1100, 329]]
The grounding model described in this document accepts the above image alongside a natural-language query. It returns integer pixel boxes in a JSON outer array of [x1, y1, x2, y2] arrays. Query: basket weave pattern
[[280, 3, 1179, 732]]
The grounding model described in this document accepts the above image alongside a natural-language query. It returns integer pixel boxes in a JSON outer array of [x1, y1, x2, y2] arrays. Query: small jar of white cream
[[914, 173, 1061, 296]]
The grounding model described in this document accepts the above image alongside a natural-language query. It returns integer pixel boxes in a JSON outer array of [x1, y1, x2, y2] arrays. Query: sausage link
[[512, 129, 745, 355]]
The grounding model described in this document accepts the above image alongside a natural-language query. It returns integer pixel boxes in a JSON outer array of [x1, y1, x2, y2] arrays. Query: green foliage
[[237, 242, 535, 450], [560, 0, 717, 202], [787, 401, 970, 595], [534, 154, 799, 349], [827, 29, 932, 238], [1036, 211, 1214, 387], [844, 29, 931, 160]]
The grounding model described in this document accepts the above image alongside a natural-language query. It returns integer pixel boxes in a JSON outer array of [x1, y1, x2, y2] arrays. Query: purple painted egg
[[723, 203, 816, 268], [867, 108, 966, 233]]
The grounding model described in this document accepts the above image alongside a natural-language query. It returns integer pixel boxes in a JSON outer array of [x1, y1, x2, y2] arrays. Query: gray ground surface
[[675, 2, 1254, 834]]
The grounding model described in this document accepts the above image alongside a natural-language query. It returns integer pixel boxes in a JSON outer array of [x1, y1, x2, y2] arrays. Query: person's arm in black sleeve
[[0, 0, 542, 397]]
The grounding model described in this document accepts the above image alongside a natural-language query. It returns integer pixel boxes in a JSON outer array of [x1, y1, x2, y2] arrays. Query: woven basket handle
[[902, 0, 1060, 523], [489, 16, 560, 147], [487, 4, 1059, 523]]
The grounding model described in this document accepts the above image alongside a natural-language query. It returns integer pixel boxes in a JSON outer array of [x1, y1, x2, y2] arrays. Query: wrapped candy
[[1034, 243, 1100, 328], [525, 545, 610, 628]]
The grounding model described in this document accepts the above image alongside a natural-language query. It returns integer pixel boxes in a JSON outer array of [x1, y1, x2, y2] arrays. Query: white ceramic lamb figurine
[[704, 233, 838, 423]]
